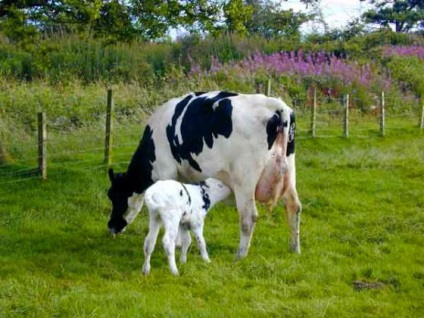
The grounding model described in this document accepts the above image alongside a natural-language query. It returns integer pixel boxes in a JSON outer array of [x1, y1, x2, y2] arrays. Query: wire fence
[[0, 89, 423, 193]]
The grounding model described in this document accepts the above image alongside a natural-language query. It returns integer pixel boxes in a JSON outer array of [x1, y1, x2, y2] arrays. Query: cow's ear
[[108, 168, 115, 182]]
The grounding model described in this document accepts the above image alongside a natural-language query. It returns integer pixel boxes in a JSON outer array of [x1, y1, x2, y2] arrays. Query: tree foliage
[[127, 0, 224, 39], [0, 0, 318, 42], [245, 0, 312, 39], [361, 0, 424, 32]]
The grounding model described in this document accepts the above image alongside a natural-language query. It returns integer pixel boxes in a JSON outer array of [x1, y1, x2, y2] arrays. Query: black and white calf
[[107, 91, 302, 258], [142, 178, 232, 276]]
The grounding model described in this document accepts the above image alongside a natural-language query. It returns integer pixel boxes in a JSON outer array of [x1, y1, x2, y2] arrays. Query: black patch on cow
[[107, 171, 132, 233], [287, 111, 296, 156], [266, 110, 285, 149], [194, 91, 206, 96], [107, 126, 156, 233], [166, 92, 237, 172], [127, 125, 156, 193], [199, 181, 211, 211]]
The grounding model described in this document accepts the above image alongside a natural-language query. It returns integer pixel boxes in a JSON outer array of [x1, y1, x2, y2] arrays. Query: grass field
[[1, 122, 423, 317]]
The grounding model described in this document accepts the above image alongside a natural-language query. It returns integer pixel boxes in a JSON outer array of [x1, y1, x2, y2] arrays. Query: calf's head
[[202, 178, 233, 208], [107, 168, 132, 235]]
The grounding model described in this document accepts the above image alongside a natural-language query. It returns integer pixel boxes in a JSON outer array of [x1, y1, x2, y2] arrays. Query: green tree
[[128, 0, 222, 39], [0, 0, 319, 42], [0, 0, 104, 40], [222, 0, 253, 35], [0, 1, 40, 43], [93, 0, 135, 42], [361, 0, 424, 32], [245, 0, 313, 39]]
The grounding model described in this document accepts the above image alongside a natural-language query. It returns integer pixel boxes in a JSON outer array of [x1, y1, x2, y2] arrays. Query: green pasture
[[1, 118, 423, 317]]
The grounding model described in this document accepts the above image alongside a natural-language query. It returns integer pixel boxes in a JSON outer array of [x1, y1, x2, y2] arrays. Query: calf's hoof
[[142, 264, 150, 275]]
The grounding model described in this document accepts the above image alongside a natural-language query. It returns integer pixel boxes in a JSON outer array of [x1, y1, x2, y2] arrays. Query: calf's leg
[[179, 228, 192, 263], [142, 217, 161, 275], [192, 224, 210, 263], [162, 218, 180, 276]]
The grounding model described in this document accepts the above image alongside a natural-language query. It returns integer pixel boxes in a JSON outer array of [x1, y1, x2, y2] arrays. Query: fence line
[[380, 92, 386, 137], [104, 89, 113, 165], [343, 94, 349, 138], [38, 112, 47, 180], [420, 100, 424, 129], [1, 88, 423, 186], [310, 88, 317, 137]]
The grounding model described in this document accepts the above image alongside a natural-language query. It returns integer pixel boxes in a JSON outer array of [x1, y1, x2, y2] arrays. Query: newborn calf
[[142, 178, 232, 276]]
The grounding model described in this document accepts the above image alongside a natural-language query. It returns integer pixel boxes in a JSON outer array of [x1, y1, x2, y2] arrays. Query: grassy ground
[[0, 124, 423, 317]]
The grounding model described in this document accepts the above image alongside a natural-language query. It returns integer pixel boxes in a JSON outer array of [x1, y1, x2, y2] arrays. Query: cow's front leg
[[284, 188, 302, 254], [234, 188, 258, 259]]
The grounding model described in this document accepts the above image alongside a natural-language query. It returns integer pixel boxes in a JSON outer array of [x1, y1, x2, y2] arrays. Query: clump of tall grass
[[0, 76, 226, 133], [0, 37, 168, 84]]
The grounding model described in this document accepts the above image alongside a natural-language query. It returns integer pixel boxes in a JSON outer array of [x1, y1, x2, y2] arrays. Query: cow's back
[[147, 92, 293, 188]]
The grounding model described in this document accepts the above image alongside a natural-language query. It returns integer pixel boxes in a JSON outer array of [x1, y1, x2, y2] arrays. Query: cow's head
[[107, 168, 132, 235]]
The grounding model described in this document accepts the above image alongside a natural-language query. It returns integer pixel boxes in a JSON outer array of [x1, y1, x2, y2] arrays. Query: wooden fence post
[[266, 78, 272, 96], [104, 89, 113, 165], [343, 94, 349, 138], [380, 91, 385, 136], [310, 88, 317, 137], [38, 112, 47, 180]]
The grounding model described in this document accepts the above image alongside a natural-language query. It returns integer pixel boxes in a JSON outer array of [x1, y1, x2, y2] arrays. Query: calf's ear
[[108, 168, 115, 182]]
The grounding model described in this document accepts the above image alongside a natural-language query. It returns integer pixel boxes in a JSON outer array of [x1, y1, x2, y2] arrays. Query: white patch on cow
[[212, 100, 220, 110], [125, 192, 144, 224], [288, 122, 295, 143], [175, 104, 190, 145]]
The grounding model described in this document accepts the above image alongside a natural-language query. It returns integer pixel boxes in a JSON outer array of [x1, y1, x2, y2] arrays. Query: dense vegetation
[[0, 31, 423, 131]]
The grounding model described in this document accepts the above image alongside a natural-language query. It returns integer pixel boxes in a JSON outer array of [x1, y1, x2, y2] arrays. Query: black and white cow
[[107, 91, 302, 258]]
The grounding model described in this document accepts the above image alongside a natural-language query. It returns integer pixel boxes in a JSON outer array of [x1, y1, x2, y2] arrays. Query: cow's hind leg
[[284, 187, 302, 254], [234, 186, 258, 259]]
